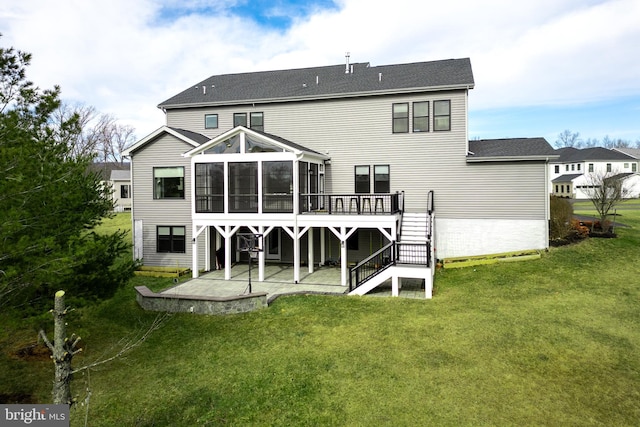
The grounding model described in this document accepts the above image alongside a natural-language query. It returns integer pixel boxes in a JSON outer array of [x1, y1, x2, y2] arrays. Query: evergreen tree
[[0, 41, 135, 310]]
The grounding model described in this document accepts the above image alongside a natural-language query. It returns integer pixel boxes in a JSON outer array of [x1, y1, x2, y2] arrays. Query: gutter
[[158, 84, 476, 110], [466, 154, 560, 163]]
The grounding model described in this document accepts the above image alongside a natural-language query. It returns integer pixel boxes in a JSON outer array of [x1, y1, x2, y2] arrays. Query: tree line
[[554, 129, 640, 149]]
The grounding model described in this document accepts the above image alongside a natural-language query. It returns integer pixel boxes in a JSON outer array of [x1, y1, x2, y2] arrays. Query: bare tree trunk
[[40, 290, 81, 405]]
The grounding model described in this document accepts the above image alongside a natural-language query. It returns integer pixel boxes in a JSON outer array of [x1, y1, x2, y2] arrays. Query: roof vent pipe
[[316, 75, 319, 85], [379, 72, 382, 82], [203, 86, 206, 95], [345, 52, 350, 74]]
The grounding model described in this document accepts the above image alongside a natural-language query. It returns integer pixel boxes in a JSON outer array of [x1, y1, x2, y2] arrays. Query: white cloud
[[1, 0, 638, 139]]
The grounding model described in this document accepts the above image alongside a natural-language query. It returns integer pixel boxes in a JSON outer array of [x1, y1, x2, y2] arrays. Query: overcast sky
[[1, 0, 639, 145]]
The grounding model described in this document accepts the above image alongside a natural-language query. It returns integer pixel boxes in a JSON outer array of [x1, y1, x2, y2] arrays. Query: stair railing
[[348, 242, 395, 292]]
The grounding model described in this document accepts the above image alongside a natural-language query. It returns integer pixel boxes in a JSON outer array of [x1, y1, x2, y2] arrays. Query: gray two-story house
[[123, 57, 556, 297]]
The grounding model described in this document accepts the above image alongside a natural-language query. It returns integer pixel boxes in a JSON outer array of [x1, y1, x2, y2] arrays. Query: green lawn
[[2, 206, 640, 426]]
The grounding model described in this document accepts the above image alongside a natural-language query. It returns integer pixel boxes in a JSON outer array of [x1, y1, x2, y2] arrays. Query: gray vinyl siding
[[165, 90, 546, 221], [130, 134, 205, 268]]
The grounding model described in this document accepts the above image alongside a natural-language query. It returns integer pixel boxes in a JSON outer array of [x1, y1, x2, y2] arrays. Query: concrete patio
[[162, 263, 428, 301]]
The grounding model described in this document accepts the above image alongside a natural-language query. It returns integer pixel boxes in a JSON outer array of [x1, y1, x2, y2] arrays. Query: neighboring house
[[88, 162, 131, 211], [110, 169, 132, 212], [549, 147, 639, 199], [123, 57, 556, 295]]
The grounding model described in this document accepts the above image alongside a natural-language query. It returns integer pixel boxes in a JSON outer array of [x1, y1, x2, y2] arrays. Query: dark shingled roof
[[467, 138, 556, 161], [169, 127, 210, 144], [552, 174, 582, 183], [159, 58, 474, 108], [553, 147, 635, 162]]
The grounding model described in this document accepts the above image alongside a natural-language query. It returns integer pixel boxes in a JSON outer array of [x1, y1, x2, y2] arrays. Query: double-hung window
[[120, 184, 130, 199], [374, 165, 390, 193], [250, 112, 264, 131], [234, 113, 247, 127], [413, 102, 429, 132], [157, 226, 186, 253], [355, 165, 370, 193], [205, 114, 218, 129], [154, 167, 184, 199], [392, 103, 409, 133], [433, 100, 450, 131]]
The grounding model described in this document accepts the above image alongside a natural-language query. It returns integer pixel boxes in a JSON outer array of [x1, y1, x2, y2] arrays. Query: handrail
[[348, 242, 395, 292]]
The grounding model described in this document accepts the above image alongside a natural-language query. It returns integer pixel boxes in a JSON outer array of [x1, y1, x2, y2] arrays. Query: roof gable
[[122, 126, 208, 156], [184, 126, 328, 159], [554, 147, 635, 162], [159, 58, 474, 109]]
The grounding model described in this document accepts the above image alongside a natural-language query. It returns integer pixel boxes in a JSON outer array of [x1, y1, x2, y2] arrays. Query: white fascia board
[[122, 126, 201, 156]]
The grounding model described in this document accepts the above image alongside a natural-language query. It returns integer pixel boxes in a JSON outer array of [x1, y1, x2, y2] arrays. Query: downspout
[[545, 157, 550, 249]]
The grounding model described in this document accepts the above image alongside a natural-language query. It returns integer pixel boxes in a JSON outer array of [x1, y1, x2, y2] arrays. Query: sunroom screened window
[[263, 161, 293, 213], [195, 163, 224, 213], [154, 167, 184, 199], [228, 162, 258, 213], [392, 103, 409, 133]]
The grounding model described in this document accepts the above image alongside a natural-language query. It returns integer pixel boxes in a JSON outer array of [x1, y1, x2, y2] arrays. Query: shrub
[[549, 196, 573, 240]]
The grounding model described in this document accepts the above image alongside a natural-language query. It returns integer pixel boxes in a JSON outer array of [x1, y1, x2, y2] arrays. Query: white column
[[192, 226, 199, 278], [204, 226, 210, 271], [320, 227, 326, 266], [293, 227, 300, 283], [225, 225, 232, 280], [340, 226, 348, 287], [308, 227, 314, 273], [258, 225, 265, 282], [392, 275, 399, 297]]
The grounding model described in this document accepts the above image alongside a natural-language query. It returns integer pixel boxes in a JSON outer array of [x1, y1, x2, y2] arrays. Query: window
[[234, 113, 247, 127], [554, 165, 559, 174], [392, 103, 409, 133], [413, 102, 429, 132], [577, 164, 581, 171], [157, 226, 186, 253], [555, 185, 559, 193], [565, 165, 570, 172], [263, 161, 293, 213], [588, 163, 594, 172], [607, 163, 612, 172], [120, 184, 130, 199], [624, 163, 629, 169], [571, 164, 575, 171], [633, 163, 637, 172], [195, 163, 224, 213], [228, 162, 258, 213], [250, 112, 264, 132], [205, 114, 218, 129], [355, 165, 370, 193], [154, 167, 184, 199], [374, 165, 390, 193], [433, 100, 451, 131]]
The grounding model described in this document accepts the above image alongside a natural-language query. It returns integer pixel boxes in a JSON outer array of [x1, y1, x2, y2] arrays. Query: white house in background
[[549, 147, 640, 199], [110, 169, 132, 212], [89, 162, 131, 211], [123, 57, 556, 296]]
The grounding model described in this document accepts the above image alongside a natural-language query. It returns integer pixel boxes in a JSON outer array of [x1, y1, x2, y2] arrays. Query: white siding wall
[[166, 91, 548, 222], [131, 134, 206, 268]]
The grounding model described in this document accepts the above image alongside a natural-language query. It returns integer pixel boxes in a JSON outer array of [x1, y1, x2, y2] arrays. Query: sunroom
[[184, 126, 402, 287]]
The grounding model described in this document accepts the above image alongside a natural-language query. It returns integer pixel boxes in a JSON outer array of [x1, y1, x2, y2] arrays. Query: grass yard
[[1, 206, 640, 425]]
